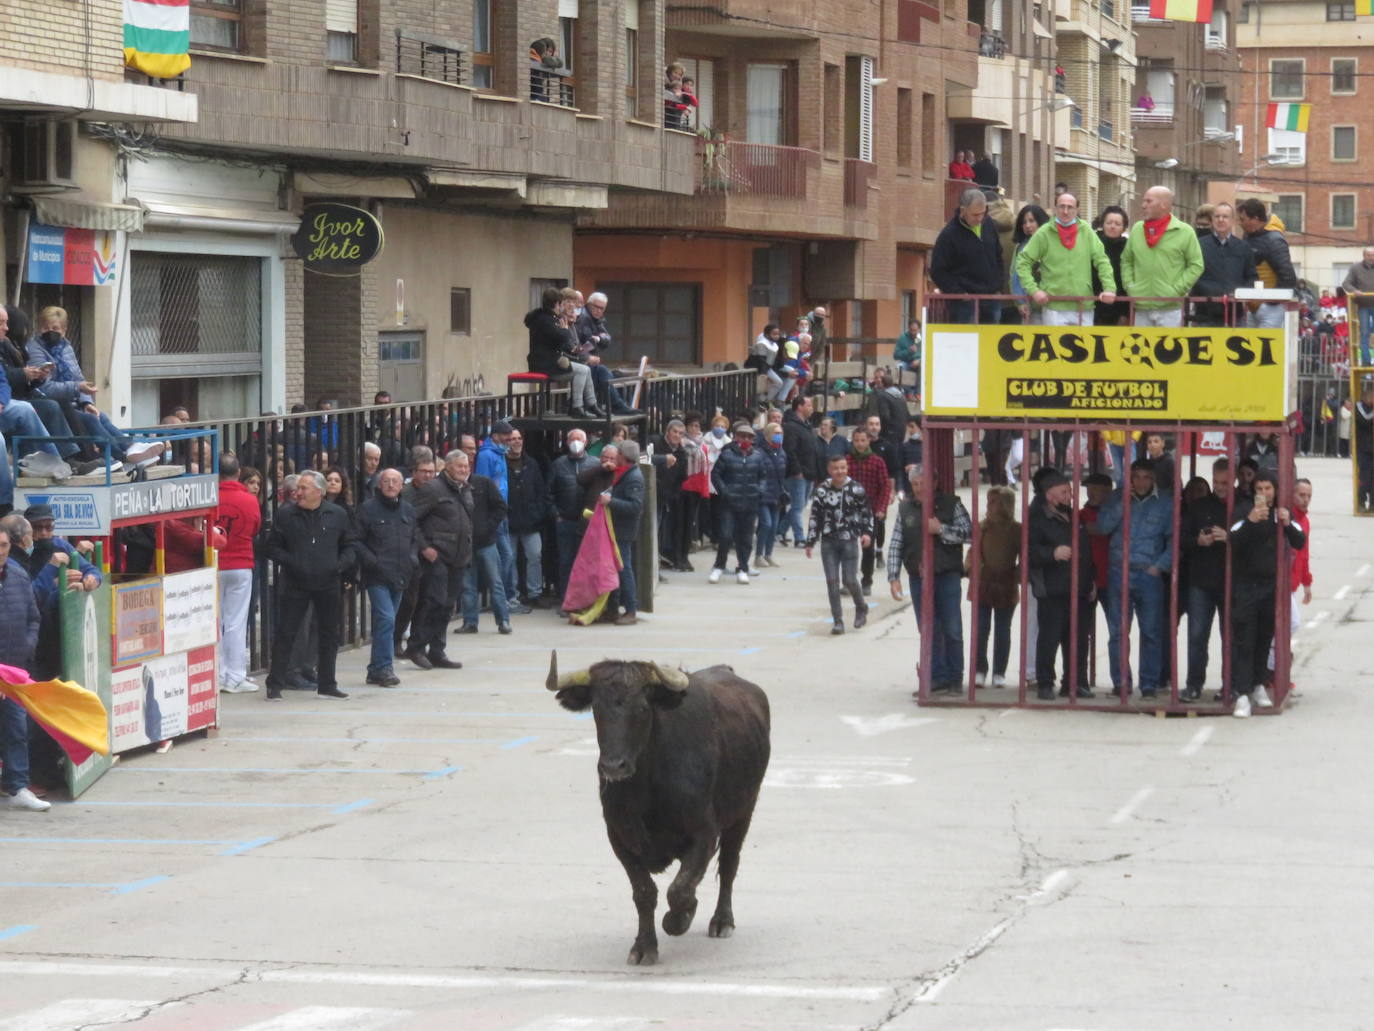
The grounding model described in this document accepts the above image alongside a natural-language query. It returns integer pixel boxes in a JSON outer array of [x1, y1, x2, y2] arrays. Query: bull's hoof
[[661, 900, 698, 936], [708, 915, 734, 938], [627, 941, 659, 965]]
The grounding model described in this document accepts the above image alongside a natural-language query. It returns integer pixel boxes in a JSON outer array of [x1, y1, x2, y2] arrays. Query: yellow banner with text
[[922, 323, 1287, 421]]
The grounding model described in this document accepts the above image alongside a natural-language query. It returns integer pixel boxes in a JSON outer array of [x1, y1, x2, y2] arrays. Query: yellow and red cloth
[[0, 664, 109, 764]]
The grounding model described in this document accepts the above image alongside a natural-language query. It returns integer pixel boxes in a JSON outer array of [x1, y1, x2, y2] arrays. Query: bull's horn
[[545, 650, 592, 691], [651, 663, 690, 693]]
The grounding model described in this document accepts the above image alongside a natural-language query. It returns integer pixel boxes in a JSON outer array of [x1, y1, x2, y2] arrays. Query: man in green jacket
[[1014, 192, 1118, 326], [1121, 185, 1204, 327]]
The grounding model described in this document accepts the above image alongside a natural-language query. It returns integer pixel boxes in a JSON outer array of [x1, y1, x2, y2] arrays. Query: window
[[1332, 58, 1357, 94], [131, 253, 263, 376], [1332, 194, 1357, 230], [897, 88, 913, 168], [843, 55, 875, 162], [746, 63, 787, 145], [624, 1, 641, 118], [472, 0, 493, 89], [597, 283, 701, 364], [921, 92, 936, 176], [1327, 2, 1355, 19], [1333, 125, 1357, 161], [823, 64, 841, 154], [325, 0, 357, 63], [450, 289, 471, 334], [676, 57, 715, 130], [1273, 194, 1304, 234], [1238, 1, 1251, 21], [1270, 59, 1304, 99], [1269, 127, 1306, 165], [190, 0, 242, 51]]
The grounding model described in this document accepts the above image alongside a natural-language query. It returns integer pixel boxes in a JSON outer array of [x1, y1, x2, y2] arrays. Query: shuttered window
[[858, 55, 874, 163]]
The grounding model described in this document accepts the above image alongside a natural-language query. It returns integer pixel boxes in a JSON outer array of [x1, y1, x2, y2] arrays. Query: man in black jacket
[[1192, 202, 1257, 327], [547, 429, 599, 599], [355, 468, 419, 686], [781, 396, 822, 546], [709, 423, 767, 584], [1028, 472, 1095, 700], [1237, 198, 1297, 330], [1228, 472, 1304, 717], [505, 429, 549, 607], [410, 449, 475, 667], [393, 447, 436, 656], [651, 419, 689, 571], [930, 188, 1004, 325], [265, 470, 356, 700], [455, 451, 511, 633], [606, 441, 646, 624], [1181, 458, 1233, 700]]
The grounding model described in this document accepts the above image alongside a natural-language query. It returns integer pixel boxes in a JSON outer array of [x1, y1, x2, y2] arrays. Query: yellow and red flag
[[1149, 0, 1213, 21], [0, 664, 110, 764]]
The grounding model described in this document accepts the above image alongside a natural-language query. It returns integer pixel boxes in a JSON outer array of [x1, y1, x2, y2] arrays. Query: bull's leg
[[709, 813, 754, 938], [662, 833, 716, 937], [608, 834, 659, 965]]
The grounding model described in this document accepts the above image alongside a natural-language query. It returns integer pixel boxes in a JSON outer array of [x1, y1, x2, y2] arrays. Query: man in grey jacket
[[1342, 246, 1374, 365], [409, 450, 475, 669]]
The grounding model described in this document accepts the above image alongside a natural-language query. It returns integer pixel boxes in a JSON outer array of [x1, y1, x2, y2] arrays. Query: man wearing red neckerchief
[[1120, 185, 1204, 328], [1013, 192, 1118, 327]]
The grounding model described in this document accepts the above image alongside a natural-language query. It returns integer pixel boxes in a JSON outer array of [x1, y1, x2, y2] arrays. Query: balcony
[[978, 29, 1009, 57], [1131, 105, 1174, 125], [698, 139, 818, 198], [395, 28, 466, 86], [530, 63, 574, 107], [844, 158, 876, 209], [1205, 33, 1228, 51], [1130, 3, 1169, 20]]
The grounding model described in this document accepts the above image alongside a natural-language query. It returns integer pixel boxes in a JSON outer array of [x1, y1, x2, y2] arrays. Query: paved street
[[0, 456, 1367, 1030]]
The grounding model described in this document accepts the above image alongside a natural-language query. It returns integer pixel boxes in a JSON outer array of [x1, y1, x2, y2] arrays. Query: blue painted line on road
[[331, 798, 375, 815], [0, 925, 35, 941], [111, 876, 171, 895], [500, 736, 538, 750], [219, 836, 277, 857], [738, 646, 763, 656], [0, 876, 169, 895], [421, 765, 462, 780], [786, 629, 808, 639]]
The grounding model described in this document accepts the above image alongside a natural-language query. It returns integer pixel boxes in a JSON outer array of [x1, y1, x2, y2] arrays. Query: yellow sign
[[922, 323, 1287, 421]]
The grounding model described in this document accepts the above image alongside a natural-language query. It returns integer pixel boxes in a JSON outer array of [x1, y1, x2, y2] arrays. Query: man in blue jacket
[[475, 420, 529, 615], [1092, 459, 1174, 698], [0, 524, 46, 811]]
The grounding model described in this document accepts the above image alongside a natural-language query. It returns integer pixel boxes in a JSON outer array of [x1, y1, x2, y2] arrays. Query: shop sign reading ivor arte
[[291, 203, 385, 275], [922, 324, 1287, 422]]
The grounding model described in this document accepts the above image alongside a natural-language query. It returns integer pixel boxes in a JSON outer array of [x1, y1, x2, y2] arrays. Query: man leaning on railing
[[1013, 191, 1116, 327], [930, 187, 1005, 325], [1121, 186, 1204, 328]]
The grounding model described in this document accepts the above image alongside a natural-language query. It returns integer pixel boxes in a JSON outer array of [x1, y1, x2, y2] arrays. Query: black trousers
[[860, 513, 886, 586], [1230, 579, 1275, 695], [1036, 594, 1093, 690], [412, 558, 464, 655], [393, 574, 420, 651], [268, 584, 341, 691], [714, 506, 757, 572]]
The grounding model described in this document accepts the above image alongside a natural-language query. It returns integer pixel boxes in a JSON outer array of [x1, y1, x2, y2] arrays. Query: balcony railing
[[1205, 33, 1228, 51], [1098, 118, 1114, 141], [979, 29, 1009, 57], [1204, 124, 1231, 138], [1130, 3, 1167, 19], [530, 63, 575, 107], [696, 138, 820, 198], [843, 158, 876, 209], [395, 28, 466, 86], [1131, 106, 1174, 124]]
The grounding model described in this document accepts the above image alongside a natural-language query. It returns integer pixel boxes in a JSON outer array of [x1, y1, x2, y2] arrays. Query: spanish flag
[[1266, 102, 1312, 132], [124, 0, 192, 79], [1149, 0, 1213, 21], [0, 664, 110, 765]]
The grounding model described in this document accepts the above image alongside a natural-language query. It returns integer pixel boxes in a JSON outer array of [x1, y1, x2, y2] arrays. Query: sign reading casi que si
[[922, 323, 1287, 422], [291, 202, 385, 274]]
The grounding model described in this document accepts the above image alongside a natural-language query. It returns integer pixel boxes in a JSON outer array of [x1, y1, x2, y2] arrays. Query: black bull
[[547, 652, 771, 965]]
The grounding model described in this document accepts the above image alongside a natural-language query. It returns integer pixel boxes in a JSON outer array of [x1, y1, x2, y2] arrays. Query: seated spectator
[[948, 151, 975, 181], [525, 287, 602, 419], [893, 320, 921, 372]]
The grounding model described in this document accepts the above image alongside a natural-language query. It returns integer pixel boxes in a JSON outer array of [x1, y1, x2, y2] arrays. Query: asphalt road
[[0, 456, 1366, 1031]]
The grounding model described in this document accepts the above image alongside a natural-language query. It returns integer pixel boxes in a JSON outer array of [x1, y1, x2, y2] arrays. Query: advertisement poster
[[111, 652, 189, 753], [62, 583, 113, 798], [923, 324, 1287, 421], [185, 645, 218, 733], [114, 579, 162, 666], [26, 223, 118, 286], [162, 567, 218, 655]]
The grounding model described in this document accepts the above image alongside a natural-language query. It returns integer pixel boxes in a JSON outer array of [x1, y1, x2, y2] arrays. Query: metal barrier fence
[[187, 369, 756, 673]]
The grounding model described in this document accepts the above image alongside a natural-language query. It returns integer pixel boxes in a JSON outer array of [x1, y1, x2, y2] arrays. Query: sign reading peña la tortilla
[[922, 324, 1287, 422], [291, 203, 384, 275]]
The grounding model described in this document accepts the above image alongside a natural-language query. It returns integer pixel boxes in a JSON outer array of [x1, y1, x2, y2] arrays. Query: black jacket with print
[[806, 478, 874, 546]]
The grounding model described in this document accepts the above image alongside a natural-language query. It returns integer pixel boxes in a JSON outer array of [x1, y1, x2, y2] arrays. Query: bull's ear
[[555, 685, 592, 712]]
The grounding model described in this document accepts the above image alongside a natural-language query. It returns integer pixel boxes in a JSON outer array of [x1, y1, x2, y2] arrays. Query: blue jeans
[[756, 502, 779, 559], [1185, 584, 1224, 689], [366, 583, 403, 674], [591, 363, 632, 411], [946, 299, 1003, 326], [615, 540, 637, 616], [496, 522, 516, 600], [783, 476, 810, 544], [513, 530, 542, 599], [462, 542, 510, 627], [76, 409, 133, 460], [1105, 568, 1164, 691], [1107, 443, 1126, 487], [910, 571, 965, 685], [0, 697, 30, 795], [0, 400, 60, 456], [1360, 306, 1374, 365], [555, 519, 583, 598]]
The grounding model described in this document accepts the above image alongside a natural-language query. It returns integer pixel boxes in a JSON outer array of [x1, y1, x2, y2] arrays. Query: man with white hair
[[357, 441, 382, 502], [1121, 186, 1204, 328], [576, 292, 635, 415]]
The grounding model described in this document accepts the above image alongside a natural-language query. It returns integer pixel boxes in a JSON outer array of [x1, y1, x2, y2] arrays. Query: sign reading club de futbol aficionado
[[922, 324, 1287, 422], [291, 202, 385, 275]]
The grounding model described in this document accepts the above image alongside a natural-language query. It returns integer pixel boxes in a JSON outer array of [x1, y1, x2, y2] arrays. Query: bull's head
[[546, 651, 689, 782]]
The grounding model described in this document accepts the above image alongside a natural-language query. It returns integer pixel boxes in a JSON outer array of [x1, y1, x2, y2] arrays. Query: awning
[[138, 200, 300, 235], [1033, 18, 1053, 38], [31, 197, 145, 233]]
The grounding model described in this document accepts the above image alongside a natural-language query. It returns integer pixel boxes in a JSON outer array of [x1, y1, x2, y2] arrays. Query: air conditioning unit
[[5, 120, 76, 193]]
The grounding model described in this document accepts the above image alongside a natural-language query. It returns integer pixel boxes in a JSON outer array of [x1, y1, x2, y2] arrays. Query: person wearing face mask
[[546, 428, 599, 601], [708, 422, 767, 584], [1028, 472, 1095, 701], [650, 419, 689, 572], [476, 420, 528, 616], [1014, 192, 1117, 327], [754, 422, 787, 570]]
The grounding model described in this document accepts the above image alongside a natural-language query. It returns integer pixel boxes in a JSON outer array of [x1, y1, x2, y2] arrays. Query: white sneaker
[[1253, 684, 1274, 708], [8, 788, 51, 812], [975, 672, 989, 688], [737, 570, 750, 584], [124, 441, 166, 465], [992, 674, 1007, 688], [707, 568, 722, 584], [224, 679, 259, 694], [1233, 694, 1252, 718]]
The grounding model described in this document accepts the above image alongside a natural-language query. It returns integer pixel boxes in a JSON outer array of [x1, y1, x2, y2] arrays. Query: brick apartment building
[[1233, 0, 1374, 292]]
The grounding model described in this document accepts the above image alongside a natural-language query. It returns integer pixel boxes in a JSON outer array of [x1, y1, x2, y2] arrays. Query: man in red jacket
[[215, 452, 263, 693]]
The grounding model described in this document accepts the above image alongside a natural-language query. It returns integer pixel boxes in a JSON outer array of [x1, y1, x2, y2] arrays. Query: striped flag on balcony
[[123, 0, 192, 78], [1358, 0, 1372, 15], [1148, 0, 1213, 20], [1266, 102, 1312, 133]]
